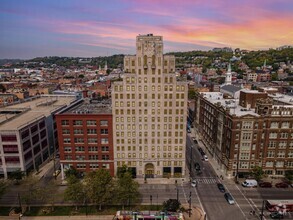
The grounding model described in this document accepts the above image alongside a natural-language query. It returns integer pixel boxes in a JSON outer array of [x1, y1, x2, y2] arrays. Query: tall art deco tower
[[112, 34, 187, 178]]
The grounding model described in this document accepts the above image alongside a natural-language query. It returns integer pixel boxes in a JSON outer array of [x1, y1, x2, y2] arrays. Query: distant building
[[0, 95, 76, 178]]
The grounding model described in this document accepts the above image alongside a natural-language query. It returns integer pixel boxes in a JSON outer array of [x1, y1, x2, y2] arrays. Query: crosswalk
[[193, 177, 219, 184]]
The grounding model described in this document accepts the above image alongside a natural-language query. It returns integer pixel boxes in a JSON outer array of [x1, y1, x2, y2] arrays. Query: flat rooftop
[[268, 93, 293, 105], [201, 92, 259, 117], [64, 99, 112, 115], [0, 95, 76, 131]]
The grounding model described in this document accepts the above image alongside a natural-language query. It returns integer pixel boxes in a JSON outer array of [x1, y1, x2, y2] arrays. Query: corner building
[[112, 34, 187, 178]]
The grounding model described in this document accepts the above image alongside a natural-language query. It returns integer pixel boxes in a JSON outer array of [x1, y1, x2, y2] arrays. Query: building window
[[62, 129, 70, 135], [89, 155, 98, 160], [74, 129, 83, 134], [100, 120, 108, 126], [73, 120, 83, 126], [75, 146, 84, 152], [102, 146, 109, 152], [1, 135, 17, 142], [87, 129, 97, 134], [101, 138, 109, 144], [88, 138, 98, 143], [102, 155, 109, 160], [88, 147, 98, 152], [101, 129, 108, 135], [87, 120, 96, 126], [74, 138, 84, 143]]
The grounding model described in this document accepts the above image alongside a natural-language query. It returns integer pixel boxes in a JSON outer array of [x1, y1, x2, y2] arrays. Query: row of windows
[[114, 101, 185, 108], [63, 138, 109, 144], [116, 138, 183, 145], [269, 132, 293, 139], [268, 141, 293, 148], [115, 130, 184, 137], [62, 129, 108, 135], [116, 153, 183, 159], [64, 146, 109, 152], [114, 93, 185, 100], [70, 163, 110, 169], [114, 85, 185, 92], [116, 145, 183, 151], [114, 108, 185, 116], [64, 155, 110, 161], [115, 116, 184, 123], [125, 76, 176, 84], [61, 120, 108, 126], [267, 150, 293, 158], [116, 160, 183, 167]]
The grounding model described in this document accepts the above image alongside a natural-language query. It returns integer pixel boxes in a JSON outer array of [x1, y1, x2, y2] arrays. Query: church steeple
[[104, 61, 108, 71], [225, 63, 232, 85]]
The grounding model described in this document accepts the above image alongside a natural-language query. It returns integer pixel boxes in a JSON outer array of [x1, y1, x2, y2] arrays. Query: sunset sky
[[1, 0, 293, 59]]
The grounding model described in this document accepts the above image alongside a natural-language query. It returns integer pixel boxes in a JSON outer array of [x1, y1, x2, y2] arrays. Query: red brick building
[[56, 99, 114, 178]]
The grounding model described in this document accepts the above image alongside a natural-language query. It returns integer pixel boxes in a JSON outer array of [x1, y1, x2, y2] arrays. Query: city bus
[[265, 199, 293, 212]]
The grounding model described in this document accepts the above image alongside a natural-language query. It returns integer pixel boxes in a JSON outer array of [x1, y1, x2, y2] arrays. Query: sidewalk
[[182, 205, 206, 220], [1, 215, 115, 220]]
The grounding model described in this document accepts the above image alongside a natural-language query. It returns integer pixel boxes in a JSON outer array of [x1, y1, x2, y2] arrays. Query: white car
[[203, 155, 208, 161], [191, 180, 197, 187]]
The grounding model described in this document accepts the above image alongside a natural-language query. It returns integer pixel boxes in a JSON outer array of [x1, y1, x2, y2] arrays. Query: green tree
[[65, 167, 79, 179], [0, 180, 7, 199], [162, 199, 181, 212], [116, 164, 132, 179], [21, 176, 43, 211], [250, 166, 264, 182], [43, 180, 58, 212], [78, 74, 84, 78], [84, 169, 113, 210], [64, 177, 85, 210], [284, 170, 293, 183], [115, 172, 140, 209], [8, 169, 25, 185], [188, 90, 196, 100]]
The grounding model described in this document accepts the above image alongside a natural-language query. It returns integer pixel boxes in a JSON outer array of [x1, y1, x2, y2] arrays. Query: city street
[[187, 130, 293, 220]]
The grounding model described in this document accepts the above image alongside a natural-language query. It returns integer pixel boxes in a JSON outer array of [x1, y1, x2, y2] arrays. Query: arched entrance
[[145, 163, 154, 178]]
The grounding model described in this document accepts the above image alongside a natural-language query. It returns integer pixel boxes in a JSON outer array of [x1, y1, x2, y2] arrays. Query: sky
[[0, 0, 293, 59]]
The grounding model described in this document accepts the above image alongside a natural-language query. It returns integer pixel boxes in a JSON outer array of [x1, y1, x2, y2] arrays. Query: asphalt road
[[186, 135, 249, 220]]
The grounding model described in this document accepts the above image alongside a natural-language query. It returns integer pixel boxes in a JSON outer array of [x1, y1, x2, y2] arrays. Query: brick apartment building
[[0, 95, 76, 178], [194, 89, 293, 178], [55, 98, 114, 178]]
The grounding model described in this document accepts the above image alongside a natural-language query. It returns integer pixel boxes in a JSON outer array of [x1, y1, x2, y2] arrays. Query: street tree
[[84, 169, 114, 210], [64, 177, 85, 210], [284, 170, 293, 183], [162, 199, 181, 212], [250, 166, 264, 181], [8, 169, 25, 184], [65, 167, 79, 179], [115, 172, 140, 209], [0, 180, 7, 199], [44, 180, 58, 211], [21, 176, 42, 211]]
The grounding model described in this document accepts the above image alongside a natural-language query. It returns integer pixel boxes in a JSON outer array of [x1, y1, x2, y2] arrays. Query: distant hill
[[0, 59, 23, 66], [1, 47, 292, 70]]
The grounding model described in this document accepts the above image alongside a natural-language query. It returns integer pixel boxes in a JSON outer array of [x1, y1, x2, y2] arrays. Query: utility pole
[[189, 191, 192, 217], [190, 146, 193, 181], [260, 200, 265, 220]]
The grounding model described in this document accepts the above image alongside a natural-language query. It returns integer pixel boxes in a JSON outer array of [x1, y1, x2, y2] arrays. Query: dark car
[[259, 182, 272, 188], [194, 162, 201, 171], [192, 137, 198, 145], [224, 192, 235, 205], [275, 182, 289, 188], [217, 183, 225, 193], [270, 212, 284, 219]]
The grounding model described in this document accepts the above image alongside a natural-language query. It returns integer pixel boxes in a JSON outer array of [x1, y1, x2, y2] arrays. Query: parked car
[[275, 182, 289, 188], [259, 182, 272, 188], [53, 170, 61, 177], [191, 180, 197, 187], [224, 192, 235, 205], [192, 137, 198, 144], [217, 183, 225, 193], [194, 162, 201, 171], [270, 212, 284, 219], [242, 179, 258, 187], [203, 155, 208, 161], [187, 128, 191, 133]]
